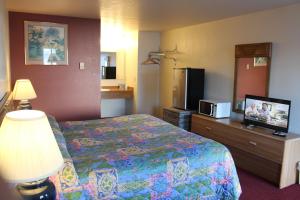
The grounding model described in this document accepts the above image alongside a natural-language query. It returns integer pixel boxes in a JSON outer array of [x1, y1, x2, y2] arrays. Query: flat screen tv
[[244, 95, 291, 134]]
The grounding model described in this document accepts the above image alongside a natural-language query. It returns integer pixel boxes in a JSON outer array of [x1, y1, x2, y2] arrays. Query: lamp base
[[18, 100, 32, 110], [17, 178, 56, 200]]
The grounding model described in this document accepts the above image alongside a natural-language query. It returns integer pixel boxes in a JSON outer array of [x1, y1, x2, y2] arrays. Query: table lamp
[[12, 79, 37, 110], [0, 110, 64, 200]]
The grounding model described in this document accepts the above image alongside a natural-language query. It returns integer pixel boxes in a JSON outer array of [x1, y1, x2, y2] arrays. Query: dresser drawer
[[229, 145, 281, 184], [192, 116, 284, 163], [191, 117, 221, 139], [222, 126, 284, 164]]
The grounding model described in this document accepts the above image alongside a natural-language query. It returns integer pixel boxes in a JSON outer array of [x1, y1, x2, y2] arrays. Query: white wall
[[0, 0, 10, 99], [160, 3, 300, 133], [137, 32, 160, 116]]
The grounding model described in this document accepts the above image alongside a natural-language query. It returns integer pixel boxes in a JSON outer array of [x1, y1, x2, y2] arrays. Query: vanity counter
[[101, 86, 134, 99]]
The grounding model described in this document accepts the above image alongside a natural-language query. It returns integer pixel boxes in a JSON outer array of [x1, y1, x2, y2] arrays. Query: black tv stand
[[241, 122, 255, 130], [273, 131, 287, 137], [245, 124, 255, 129], [242, 122, 287, 137]]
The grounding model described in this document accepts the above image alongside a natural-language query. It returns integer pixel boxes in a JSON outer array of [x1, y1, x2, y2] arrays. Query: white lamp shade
[[12, 79, 37, 100], [0, 110, 64, 183]]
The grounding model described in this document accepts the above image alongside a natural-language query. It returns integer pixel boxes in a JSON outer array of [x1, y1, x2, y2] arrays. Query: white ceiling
[[6, 0, 300, 31]]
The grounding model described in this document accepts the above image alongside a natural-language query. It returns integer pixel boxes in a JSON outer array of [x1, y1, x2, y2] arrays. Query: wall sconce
[[142, 46, 178, 65]]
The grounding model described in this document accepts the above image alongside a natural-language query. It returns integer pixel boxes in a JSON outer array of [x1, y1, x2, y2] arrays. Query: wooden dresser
[[191, 114, 300, 189]]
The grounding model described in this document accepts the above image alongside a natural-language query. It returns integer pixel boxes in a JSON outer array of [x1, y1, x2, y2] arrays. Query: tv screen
[[244, 95, 291, 133]]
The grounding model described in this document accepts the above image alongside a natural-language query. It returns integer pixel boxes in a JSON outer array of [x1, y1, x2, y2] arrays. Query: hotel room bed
[[49, 114, 241, 200]]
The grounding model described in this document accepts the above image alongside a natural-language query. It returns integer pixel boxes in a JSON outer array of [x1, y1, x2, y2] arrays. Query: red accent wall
[[9, 12, 101, 121], [236, 57, 268, 100]]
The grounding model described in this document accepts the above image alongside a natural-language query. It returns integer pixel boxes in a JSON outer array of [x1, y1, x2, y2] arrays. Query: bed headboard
[[0, 92, 12, 124]]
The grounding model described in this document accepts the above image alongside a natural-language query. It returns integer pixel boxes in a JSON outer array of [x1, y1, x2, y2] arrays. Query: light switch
[[246, 64, 250, 70], [79, 62, 85, 70]]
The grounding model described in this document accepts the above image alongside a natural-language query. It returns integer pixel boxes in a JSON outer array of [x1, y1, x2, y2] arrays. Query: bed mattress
[[50, 114, 241, 199]]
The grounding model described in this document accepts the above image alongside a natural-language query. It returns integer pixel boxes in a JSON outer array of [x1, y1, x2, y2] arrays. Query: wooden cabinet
[[191, 114, 300, 189], [163, 108, 194, 131]]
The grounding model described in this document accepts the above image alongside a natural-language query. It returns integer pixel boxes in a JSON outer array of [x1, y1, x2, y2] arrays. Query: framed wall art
[[253, 57, 267, 67], [24, 21, 68, 65]]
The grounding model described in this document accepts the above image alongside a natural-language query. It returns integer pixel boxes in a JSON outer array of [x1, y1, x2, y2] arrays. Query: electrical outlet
[[79, 62, 85, 70]]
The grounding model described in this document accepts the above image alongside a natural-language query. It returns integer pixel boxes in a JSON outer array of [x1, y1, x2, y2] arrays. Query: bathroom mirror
[[100, 51, 125, 80], [101, 52, 116, 79], [233, 43, 272, 113]]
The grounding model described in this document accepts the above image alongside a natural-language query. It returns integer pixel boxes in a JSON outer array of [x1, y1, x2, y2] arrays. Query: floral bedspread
[[50, 114, 241, 200]]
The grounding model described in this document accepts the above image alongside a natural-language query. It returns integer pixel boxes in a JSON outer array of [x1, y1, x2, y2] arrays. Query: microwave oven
[[198, 100, 231, 118]]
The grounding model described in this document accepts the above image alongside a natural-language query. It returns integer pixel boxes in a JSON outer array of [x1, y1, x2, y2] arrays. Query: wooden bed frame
[[0, 92, 11, 123]]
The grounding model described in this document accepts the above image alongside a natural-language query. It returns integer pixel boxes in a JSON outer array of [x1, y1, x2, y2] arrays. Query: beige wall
[[0, 0, 10, 98], [124, 30, 139, 114], [116, 51, 125, 80], [160, 3, 300, 133], [137, 31, 160, 116], [100, 26, 138, 117]]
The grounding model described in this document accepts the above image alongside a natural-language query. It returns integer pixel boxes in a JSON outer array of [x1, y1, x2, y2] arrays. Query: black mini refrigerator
[[172, 68, 205, 110]]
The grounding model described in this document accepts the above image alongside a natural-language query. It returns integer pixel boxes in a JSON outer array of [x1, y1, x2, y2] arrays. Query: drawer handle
[[249, 141, 257, 146], [205, 127, 212, 131]]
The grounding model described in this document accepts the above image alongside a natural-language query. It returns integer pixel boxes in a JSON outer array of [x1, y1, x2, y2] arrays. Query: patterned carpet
[[238, 168, 300, 200]]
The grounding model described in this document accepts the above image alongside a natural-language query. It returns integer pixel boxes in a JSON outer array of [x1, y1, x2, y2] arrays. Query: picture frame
[[24, 21, 68, 65], [253, 57, 267, 67]]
